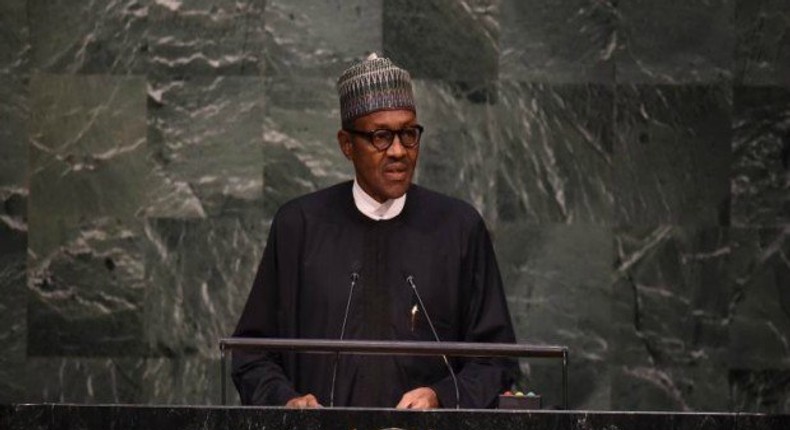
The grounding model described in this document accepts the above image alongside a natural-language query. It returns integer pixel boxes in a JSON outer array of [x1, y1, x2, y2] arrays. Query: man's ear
[[337, 129, 353, 160]]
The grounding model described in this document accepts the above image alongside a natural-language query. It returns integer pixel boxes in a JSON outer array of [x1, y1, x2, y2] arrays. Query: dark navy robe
[[232, 181, 518, 408]]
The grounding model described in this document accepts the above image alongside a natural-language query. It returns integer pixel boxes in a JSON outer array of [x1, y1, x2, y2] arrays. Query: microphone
[[329, 267, 360, 407], [406, 275, 460, 409]]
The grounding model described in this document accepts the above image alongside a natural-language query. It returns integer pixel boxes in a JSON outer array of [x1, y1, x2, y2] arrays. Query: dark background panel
[[142, 216, 265, 359], [26, 74, 150, 358], [261, 76, 352, 217], [494, 82, 614, 225], [616, 0, 734, 84], [0, 206, 27, 404], [1, 0, 789, 412], [147, 0, 266, 78], [0, 74, 28, 187], [383, 0, 499, 82], [0, 0, 29, 74], [413, 79, 499, 222], [735, 0, 790, 86], [27, 0, 148, 74], [500, 0, 616, 83], [146, 76, 266, 218], [495, 223, 614, 409], [727, 228, 790, 370], [610, 226, 733, 411], [614, 85, 732, 226], [731, 86, 790, 227], [24, 358, 146, 403], [263, 0, 383, 78]]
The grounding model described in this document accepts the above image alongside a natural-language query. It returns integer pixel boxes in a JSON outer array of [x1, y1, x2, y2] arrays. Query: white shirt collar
[[352, 178, 406, 221]]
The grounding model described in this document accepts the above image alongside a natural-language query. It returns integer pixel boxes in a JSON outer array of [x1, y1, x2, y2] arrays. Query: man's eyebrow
[[368, 122, 418, 129]]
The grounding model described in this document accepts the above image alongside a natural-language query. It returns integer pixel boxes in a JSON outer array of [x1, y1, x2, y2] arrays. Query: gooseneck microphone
[[405, 275, 461, 409], [329, 269, 359, 407]]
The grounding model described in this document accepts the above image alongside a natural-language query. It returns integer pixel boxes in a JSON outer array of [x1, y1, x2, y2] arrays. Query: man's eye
[[372, 131, 393, 141]]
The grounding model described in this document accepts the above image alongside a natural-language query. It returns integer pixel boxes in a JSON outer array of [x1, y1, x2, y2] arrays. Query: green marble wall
[[1, 0, 788, 412]]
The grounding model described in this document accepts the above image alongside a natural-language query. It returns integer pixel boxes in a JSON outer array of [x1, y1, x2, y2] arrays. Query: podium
[[3, 404, 787, 430], [219, 338, 569, 408]]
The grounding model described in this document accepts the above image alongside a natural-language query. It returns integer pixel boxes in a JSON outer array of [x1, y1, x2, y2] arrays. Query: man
[[232, 53, 517, 409]]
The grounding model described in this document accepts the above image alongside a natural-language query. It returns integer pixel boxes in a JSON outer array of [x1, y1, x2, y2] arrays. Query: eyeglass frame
[[343, 125, 425, 152]]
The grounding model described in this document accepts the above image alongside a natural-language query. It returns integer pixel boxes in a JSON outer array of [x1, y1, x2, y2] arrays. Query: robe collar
[[352, 178, 406, 221]]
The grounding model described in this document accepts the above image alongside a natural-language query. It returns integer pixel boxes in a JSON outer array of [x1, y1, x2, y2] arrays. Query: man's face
[[338, 109, 420, 203]]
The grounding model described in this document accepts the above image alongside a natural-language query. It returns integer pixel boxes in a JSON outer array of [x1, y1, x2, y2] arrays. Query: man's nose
[[386, 134, 407, 157]]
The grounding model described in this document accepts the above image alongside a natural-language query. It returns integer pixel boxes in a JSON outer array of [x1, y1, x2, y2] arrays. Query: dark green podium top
[[2, 404, 788, 430]]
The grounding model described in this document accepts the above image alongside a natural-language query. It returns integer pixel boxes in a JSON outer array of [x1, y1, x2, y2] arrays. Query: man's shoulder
[[409, 184, 484, 226], [276, 181, 353, 219]]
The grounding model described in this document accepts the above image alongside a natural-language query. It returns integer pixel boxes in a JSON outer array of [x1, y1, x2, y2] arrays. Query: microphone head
[[351, 261, 362, 279], [404, 274, 416, 290]]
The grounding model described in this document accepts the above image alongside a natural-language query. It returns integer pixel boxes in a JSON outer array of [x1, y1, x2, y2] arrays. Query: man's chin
[[381, 183, 410, 201]]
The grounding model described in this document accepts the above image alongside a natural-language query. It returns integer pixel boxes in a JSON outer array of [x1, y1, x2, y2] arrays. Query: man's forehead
[[354, 109, 417, 129]]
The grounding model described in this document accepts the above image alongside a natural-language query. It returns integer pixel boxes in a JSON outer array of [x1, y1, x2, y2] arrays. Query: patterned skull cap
[[337, 52, 415, 124]]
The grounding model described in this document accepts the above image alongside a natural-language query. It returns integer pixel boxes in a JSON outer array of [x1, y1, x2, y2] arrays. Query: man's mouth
[[383, 164, 410, 181]]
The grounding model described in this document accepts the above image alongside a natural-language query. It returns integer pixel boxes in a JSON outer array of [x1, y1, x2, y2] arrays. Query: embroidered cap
[[337, 53, 415, 124]]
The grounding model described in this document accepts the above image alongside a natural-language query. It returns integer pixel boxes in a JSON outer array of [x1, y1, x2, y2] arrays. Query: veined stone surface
[[735, 0, 790, 86], [500, 0, 616, 83], [616, 0, 734, 84], [731, 86, 790, 227], [0, 0, 788, 412]]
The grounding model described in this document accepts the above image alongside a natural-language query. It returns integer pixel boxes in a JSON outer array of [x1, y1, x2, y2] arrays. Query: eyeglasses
[[344, 125, 424, 152]]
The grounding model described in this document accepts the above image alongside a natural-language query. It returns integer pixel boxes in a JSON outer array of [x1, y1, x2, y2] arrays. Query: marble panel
[[579, 412, 734, 430], [262, 76, 352, 216], [0, 405, 49, 430], [3, 405, 784, 430], [27, 217, 148, 357], [0, 74, 28, 187], [612, 227, 732, 366], [616, 0, 734, 84], [731, 86, 790, 227], [0, 191, 27, 404], [735, 0, 790, 86], [614, 85, 732, 226], [611, 227, 733, 410], [0, 0, 28, 74], [493, 82, 614, 225], [412, 80, 498, 221], [28, 74, 149, 256], [495, 223, 613, 409], [147, 0, 266, 77], [147, 76, 266, 218], [737, 413, 790, 430], [0, 73, 27, 398], [0, 188, 27, 247], [672, 414, 737, 430], [263, 0, 383, 78], [1, 73, 29, 392], [611, 365, 730, 411], [27, 0, 147, 74], [50, 405, 225, 430], [730, 369, 790, 413], [225, 407, 572, 430], [142, 357, 228, 405], [24, 358, 145, 403], [500, 0, 616, 83], [27, 74, 150, 356], [383, 0, 499, 82], [8, 0, 790, 413], [727, 228, 790, 370], [143, 215, 266, 358]]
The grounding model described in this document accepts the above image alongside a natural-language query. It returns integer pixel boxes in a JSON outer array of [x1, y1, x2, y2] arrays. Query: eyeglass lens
[[371, 128, 421, 150]]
